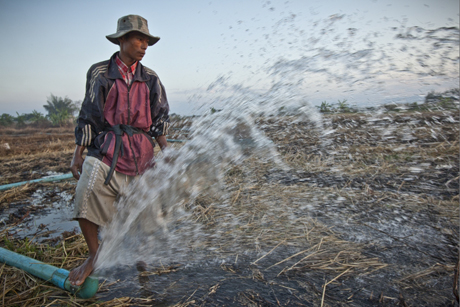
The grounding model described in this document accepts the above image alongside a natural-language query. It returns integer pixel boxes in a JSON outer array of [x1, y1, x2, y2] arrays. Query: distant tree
[[44, 94, 78, 117], [28, 110, 47, 122], [0, 113, 15, 126], [27, 110, 49, 126], [15, 112, 27, 125], [44, 94, 78, 126], [49, 110, 71, 126]]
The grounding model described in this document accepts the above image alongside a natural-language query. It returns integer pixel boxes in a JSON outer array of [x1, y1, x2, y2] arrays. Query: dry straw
[[0, 108, 458, 305]]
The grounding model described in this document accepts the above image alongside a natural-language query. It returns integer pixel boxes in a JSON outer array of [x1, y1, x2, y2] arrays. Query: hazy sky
[[0, 0, 458, 115]]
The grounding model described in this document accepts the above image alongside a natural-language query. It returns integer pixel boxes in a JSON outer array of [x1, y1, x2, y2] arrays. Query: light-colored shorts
[[73, 156, 137, 227]]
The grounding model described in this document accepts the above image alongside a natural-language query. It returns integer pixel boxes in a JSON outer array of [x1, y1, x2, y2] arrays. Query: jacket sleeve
[[148, 76, 170, 138], [74, 64, 106, 147]]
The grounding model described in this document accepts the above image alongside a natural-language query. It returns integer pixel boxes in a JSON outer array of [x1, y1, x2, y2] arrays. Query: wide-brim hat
[[106, 14, 160, 46]]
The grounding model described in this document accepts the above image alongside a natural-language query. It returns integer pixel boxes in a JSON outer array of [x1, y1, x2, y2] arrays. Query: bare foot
[[69, 256, 95, 286]]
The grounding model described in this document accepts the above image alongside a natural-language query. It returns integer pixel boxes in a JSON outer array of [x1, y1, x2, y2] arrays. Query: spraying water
[[95, 4, 458, 275], [95, 78, 315, 269]]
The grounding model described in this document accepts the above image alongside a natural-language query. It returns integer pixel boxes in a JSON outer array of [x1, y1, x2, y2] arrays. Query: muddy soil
[[0, 111, 458, 306]]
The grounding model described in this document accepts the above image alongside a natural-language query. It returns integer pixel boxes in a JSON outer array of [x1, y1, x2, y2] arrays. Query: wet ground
[[1, 184, 78, 242], [0, 110, 458, 306]]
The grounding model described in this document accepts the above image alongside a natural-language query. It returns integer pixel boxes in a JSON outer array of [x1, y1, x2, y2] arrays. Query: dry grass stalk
[[251, 240, 285, 265], [0, 184, 35, 206], [1, 110, 458, 305], [398, 263, 456, 283], [321, 268, 352, 307]]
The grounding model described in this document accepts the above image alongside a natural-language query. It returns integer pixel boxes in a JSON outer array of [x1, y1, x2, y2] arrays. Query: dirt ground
[[0, 110, 458, 306]]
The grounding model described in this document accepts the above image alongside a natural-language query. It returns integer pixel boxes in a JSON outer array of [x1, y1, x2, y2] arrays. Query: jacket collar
[[106, 52, 150, 82]]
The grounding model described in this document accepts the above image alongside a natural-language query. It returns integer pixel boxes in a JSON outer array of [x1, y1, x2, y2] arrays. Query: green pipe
[[0, 173, 74, 191], [0, 247, 98, 299], [166, 138, 186, 143]]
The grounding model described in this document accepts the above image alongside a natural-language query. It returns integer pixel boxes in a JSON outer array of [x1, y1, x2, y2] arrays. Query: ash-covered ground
[[0, 109, 458, 306]]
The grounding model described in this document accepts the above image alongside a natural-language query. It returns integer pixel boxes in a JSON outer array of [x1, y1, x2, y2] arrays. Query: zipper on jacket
[[127, 83, 131, 124], [127, 83, 139, 175]]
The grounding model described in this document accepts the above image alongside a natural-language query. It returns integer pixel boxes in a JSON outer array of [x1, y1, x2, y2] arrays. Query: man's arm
[[72, 63, 107, 180], [70, 145, 86, 180], [148, 71, 170, 140]]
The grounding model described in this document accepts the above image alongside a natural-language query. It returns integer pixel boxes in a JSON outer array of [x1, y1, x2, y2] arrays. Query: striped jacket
[[75, 52, 170, 176]]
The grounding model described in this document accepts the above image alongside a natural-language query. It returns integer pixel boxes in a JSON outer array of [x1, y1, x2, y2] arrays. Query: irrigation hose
[[0, 247, 99, 299]]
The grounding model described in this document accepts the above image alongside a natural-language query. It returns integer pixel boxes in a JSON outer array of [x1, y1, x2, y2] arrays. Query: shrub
[[0, 113, 15, 126]]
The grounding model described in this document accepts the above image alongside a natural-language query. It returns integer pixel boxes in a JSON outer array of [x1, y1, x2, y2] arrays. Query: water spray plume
[[95, 7, 458, 281]]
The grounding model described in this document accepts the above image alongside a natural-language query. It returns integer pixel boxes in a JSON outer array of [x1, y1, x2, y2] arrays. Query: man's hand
[[155, 135, 168, 151], [70, 145, 86, 180], [155, 135, 171, 163]]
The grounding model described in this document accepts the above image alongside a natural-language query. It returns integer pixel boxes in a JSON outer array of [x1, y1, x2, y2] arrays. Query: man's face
[[119, 32, 150, 65]]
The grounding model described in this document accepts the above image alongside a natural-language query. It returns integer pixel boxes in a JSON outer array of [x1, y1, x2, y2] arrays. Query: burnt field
[[0, 109, 459, 306]]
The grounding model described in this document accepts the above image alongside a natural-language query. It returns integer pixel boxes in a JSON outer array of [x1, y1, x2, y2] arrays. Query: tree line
[[315, 89, 459, 113], [0, 94, 81, 128]]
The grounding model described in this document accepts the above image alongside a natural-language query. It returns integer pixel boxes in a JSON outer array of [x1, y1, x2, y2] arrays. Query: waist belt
[[104, 124, 154, 185]]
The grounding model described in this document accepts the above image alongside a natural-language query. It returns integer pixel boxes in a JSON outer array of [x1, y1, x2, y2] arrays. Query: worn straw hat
[[106, 14, 160, 46]]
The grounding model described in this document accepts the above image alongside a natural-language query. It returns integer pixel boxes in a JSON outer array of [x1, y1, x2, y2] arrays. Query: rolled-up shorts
[[73, 156, 138, 227]]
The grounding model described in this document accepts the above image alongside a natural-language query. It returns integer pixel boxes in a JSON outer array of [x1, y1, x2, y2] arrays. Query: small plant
[[317, 101, 333, 113], [210, 107, 222, 114], [337, 99, 350, 113]]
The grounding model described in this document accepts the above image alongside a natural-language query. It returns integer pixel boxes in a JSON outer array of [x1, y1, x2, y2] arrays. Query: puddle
[[1, 186, 79, 242]]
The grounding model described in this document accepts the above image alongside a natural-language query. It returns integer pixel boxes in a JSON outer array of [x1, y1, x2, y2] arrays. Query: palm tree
[[44, 94, 78, 117], [44, 94, 78, 126]]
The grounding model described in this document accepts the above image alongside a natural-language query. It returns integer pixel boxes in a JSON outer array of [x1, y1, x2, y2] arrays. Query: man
[[69, 15, 170, 286]]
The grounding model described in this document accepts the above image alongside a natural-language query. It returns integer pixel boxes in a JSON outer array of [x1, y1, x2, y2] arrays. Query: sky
[[0, 0, 458, 116]]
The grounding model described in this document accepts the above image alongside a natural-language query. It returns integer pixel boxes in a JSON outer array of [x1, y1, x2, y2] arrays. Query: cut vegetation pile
[[0, 109, 458, 306]]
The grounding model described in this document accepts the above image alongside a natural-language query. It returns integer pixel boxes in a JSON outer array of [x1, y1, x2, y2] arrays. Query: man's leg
[[69, 218, 99, 286], [70, 157, 137, 286], [71, 157, 113, 286]]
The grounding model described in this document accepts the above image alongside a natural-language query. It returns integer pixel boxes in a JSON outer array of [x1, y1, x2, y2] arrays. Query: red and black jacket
[[75, 52, 170, 179]]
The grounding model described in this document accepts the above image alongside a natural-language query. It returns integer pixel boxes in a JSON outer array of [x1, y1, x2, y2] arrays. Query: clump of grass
[[0, 231, 159, 306], [1, 231, 85, 306]]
